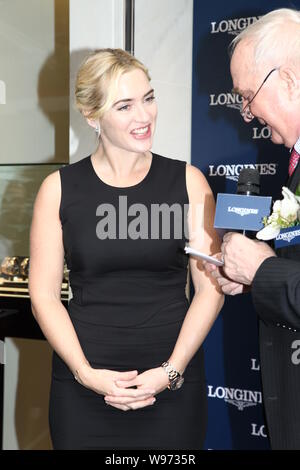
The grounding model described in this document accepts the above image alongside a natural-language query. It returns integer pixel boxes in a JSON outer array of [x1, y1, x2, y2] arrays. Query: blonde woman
[[29, 48, 223, 449]]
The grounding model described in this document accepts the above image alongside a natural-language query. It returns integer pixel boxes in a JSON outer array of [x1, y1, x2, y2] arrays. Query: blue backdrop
[[191, 0, 300, 450]]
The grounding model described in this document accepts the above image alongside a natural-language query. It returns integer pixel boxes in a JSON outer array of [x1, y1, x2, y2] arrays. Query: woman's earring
[[95, 124, 101, 137]]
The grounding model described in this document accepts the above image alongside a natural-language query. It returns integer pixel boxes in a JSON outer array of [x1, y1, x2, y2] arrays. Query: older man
[[205, 9, 300, 449]]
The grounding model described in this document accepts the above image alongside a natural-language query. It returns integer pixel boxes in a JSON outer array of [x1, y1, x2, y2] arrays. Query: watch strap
[[161, 361, 183, 388]]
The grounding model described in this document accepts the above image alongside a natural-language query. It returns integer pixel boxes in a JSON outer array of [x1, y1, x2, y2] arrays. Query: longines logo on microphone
[[207, 385, 262, 411], [210, 16, 260, 35], [209, 163, 277, 182], [228, 207, 258, 217]]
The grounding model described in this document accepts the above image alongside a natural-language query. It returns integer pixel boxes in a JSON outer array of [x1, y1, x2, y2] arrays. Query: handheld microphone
[[237, 168, 260, 196], [214, 168, 272, 233]]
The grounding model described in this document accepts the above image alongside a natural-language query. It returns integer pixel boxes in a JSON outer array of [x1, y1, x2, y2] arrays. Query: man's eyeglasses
[[239, 67, 279, 122]]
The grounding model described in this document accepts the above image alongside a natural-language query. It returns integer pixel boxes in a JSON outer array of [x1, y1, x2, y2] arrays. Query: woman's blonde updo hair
[[75, 48, 150, 120]]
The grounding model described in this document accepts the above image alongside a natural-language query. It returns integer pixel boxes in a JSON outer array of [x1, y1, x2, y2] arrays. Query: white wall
[[70, 0, 194, 165], [135, 0, 193, 164], [70, 0, 125, 163]]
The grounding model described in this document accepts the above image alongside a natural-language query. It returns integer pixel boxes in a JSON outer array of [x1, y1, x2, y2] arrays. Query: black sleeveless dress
[[49, 153, 207, 449]]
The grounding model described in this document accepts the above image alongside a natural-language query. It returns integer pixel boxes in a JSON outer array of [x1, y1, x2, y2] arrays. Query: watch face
[[169, 376, 184, 391]]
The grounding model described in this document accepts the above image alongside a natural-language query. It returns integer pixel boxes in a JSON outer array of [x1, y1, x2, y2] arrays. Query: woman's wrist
[[73, 359, 92, 385], [166, 356, 186, 375]]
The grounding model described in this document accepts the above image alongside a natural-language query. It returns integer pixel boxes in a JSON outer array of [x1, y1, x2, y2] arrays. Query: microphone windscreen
[[237, 168, 260, 195]]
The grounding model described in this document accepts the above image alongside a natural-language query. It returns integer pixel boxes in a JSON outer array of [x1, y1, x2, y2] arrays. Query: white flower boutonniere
[[256, 186, 300, 241]]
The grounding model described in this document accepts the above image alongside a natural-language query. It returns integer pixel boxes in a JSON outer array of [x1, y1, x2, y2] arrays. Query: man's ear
[[279, 66, 300, 100]]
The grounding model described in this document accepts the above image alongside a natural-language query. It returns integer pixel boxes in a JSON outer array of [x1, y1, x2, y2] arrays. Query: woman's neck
[[93, 143, 151, 178]]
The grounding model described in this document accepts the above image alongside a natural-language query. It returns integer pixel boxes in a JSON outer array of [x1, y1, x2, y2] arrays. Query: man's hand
[[221, 232, 276, 285], [204, 255, 248, 296]]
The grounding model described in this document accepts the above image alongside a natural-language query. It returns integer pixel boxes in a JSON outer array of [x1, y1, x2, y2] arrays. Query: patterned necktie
[[288, 147, 300, 177]]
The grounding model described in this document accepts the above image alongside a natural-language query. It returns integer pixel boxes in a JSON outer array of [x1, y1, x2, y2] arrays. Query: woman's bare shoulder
[[35, 170, 61, 208], [186, 163, 211, 194]]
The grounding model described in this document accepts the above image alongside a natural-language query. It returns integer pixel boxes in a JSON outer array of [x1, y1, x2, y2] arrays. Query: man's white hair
[[230, 8, 300, 70]]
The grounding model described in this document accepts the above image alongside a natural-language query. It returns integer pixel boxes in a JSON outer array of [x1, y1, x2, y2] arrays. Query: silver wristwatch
[[161, 361, 184, 391]]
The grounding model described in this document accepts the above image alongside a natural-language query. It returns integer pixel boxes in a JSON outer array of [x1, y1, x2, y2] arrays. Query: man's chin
[[270, 131, 284, 145]]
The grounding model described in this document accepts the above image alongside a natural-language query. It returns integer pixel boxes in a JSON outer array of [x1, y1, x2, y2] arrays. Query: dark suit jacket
[[252, 161, 300, 449]]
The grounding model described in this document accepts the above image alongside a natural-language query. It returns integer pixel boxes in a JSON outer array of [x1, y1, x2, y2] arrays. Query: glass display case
[[0, 163, 68, 301]]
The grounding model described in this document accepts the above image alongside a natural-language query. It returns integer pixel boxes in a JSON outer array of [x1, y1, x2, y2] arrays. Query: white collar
[[294, 136, 300, 154]]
